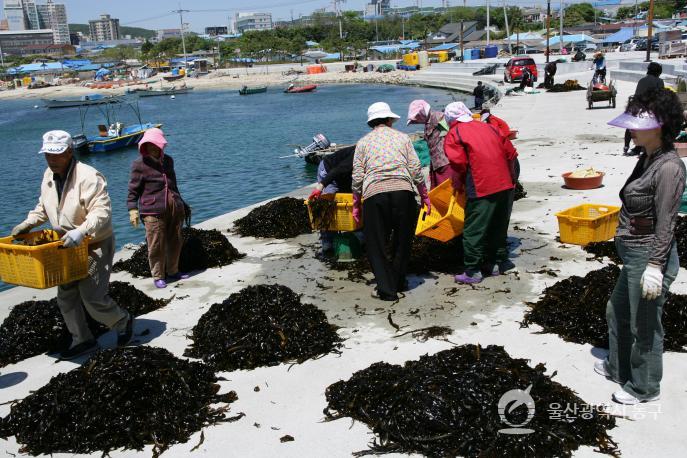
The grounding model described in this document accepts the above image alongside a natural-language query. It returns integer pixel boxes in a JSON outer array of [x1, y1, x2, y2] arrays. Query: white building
[[1, 0, 69, 44], [155, 28, 182, 43], [89, 14, 120, 41], [234, 12, 272, 33]]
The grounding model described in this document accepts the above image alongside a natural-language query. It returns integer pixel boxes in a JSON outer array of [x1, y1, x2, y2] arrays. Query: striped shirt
[[352, 125, 424, 200]]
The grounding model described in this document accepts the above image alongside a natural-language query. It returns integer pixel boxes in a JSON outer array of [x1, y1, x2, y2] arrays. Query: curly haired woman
[[599, 89, 686, 404]]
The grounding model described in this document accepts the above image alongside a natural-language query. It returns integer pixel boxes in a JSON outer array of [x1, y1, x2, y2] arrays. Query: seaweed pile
[[325, 344, 618, 457], [0, 282, 169, 367], [308, 198, 338, 231], [233, 197, 311, 238], [675, 215, 687, 268], [522, 266, 687, 352], [185, 284, 341, 370], [583, 241, 621, 263], [547, 80, 586, 92], [113, 228, 245, 277], [12, 230, 58, 246], [514, 180, 527, 201], [0, 346, 240, 456]]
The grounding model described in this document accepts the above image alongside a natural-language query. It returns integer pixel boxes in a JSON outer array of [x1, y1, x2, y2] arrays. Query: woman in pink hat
[[127, 128, 188, 288], [600, 89, 686, 405]]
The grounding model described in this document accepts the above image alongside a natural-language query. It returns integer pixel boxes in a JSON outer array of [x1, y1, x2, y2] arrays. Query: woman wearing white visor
[[600, 89, 686, 404]]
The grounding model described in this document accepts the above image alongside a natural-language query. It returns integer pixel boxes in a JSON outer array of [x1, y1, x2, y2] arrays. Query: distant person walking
[[624, 62, 664, 156], [127, 128, 188, 289], [352, 102, 431, 301], [473, 81, 485, 109]]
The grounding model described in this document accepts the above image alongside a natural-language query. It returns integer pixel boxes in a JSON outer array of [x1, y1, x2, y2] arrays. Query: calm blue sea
[[0, 84, 468, 291]]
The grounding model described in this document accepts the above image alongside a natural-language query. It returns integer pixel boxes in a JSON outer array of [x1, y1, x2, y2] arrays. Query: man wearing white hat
[[352, 102, 431, 301], [11, 130, 133, 359]]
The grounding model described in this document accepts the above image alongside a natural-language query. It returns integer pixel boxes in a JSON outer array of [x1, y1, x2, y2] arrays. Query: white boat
[[42, 94, 123, 109]]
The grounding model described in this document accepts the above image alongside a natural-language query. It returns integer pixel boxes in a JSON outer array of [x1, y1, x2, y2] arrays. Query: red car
[[503, 57, 538, 83]]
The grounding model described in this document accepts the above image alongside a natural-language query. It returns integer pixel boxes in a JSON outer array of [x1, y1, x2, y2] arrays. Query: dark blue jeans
[[606, 238, 679, 399]]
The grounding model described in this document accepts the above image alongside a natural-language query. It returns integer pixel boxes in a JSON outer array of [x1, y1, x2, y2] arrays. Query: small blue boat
[[87, 122, 162, 153]]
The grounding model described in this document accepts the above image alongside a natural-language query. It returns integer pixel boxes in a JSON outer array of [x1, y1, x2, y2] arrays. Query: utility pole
[[487, 0, 490, 46], [503, 0, 512, 54], [546, 0, 551, 63], [459, 0, 466, 61], [172, 7, 190, 74], [646, 0, 655, 62], [560, 0, 564, 53]]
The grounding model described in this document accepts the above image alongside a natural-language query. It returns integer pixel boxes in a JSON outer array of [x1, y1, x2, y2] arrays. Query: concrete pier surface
[[1, 77, 686, 457]]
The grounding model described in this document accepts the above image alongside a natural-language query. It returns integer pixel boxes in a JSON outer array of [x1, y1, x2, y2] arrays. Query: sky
[[0, 0, 622, 32]]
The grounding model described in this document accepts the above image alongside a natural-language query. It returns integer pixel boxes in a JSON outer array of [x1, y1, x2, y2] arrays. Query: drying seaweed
[[185, 284, 342, 371], [522, 265, 687, 352], [0, 281, 169, 367], [583, 241, 621, 263], [233, 197, 311, 239], [514, 181, 527, 201], [547, 80, 586, 92], [114, 227, 244, 277], [11, 230, 58, 246], [675, 215, 687, 268], [308, 198, 338, 231], [324, 344, 618, 457], [0, 346, 239, 456]]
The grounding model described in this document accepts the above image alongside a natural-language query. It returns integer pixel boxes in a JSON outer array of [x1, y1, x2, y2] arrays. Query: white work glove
[[640, 265, 663, 301], [129, 209, 140, 228], [11, 222, 32, 237], [61, 229, 84, 248]]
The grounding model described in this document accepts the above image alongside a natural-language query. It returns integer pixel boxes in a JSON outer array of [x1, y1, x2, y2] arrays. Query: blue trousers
[[606, 238, 679, 400]]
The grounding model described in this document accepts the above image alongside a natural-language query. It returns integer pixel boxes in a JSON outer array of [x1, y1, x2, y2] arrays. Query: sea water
[[0, 84, 468, 291]]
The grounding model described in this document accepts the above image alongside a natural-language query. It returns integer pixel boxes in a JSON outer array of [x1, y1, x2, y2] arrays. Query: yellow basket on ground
[[556, 203, 621, 246], [306, 193, 362, 232], [415, 179, 467, 242], [0, 230, 89, 289]]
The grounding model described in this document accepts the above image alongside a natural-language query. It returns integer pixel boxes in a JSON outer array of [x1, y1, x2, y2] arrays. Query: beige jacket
[[22, 161, 113, 243]]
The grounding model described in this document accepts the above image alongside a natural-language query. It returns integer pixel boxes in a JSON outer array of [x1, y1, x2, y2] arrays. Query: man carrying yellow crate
[[11, 130, 133, 359]]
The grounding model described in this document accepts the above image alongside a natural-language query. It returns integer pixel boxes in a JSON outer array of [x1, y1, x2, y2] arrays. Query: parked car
[[620, 37, 641, 52], [503, 56, 538, 83]]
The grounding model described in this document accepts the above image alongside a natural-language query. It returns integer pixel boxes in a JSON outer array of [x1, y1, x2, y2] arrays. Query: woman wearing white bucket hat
[[601, 89, 685, 405], [352, 102, 431, 301]]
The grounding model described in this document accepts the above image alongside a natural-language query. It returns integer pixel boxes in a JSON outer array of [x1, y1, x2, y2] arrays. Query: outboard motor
[[295, 133, 331, 157]]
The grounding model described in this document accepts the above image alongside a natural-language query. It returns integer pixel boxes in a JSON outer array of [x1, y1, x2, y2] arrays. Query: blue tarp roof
[[508, 32, 543, 41], [399, 40, 419, 45], [324, 52, 340, 60], [74, 63, 114, 72], [428, 43, 459, 51], [547, 34, 597, 45], [602, 27, 635, 44], [62, 59, 91, 67], [370, 43, 420, 53], [7, 62, 64, 74]]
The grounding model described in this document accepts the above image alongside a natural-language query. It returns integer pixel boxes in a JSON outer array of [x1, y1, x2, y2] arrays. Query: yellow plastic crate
[[415, 179, 467, 242], [306, 193, 362, 232], [556, 203, 621, 246], [0, 230, 89, 289]]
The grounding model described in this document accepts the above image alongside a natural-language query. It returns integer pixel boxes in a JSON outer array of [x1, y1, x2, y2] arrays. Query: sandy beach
[[1, 63, 686, 457]]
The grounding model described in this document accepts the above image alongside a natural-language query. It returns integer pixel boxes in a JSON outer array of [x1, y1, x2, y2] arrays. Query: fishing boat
[[136, 86, 194, 97], [42, 94, 123, 109], [163, 74, 185, 82], [285, 84, 317, 93], [87, 122, 162, 153], [239, 86, 267, 95]]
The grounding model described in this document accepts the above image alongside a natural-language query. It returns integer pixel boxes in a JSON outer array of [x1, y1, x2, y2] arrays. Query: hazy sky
[[1, 1, 601, 32]]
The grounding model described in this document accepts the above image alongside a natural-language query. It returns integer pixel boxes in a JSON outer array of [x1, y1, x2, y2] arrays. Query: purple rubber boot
[[154, 279, 167, 289], [454, 271, 484, 284], [167, 272, 190, 281]]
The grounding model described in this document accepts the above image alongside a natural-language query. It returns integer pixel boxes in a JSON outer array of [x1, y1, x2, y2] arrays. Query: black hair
[[480, 108, 491, 115], [477, 81, 482, 85], [368, 118, 392, 128], [626, 88, 682, 150], [647, 62, 662, 77]]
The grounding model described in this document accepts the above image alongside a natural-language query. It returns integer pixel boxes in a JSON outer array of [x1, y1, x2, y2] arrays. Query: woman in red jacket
[[127, 128, 187, 288], [443, 102, 518, 284]]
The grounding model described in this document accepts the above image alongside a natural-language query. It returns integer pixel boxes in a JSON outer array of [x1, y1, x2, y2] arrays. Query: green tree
[[564, 3, 600, 26]]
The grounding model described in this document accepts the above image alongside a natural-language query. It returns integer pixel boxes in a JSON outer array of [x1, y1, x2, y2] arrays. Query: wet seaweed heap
[[0, 346, 240, 456], [547, 80, 586, 92], [522, 266, 687, 352], [514, 181, 527, 201], [185, 284, 341, 370], [113, 228, 244, 277], [233, 197, 311, 238], [583, 241, 621, 263], [0, 281, 169, 367], [675, 215, 687, 268], [325, 344, 618, 457]]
